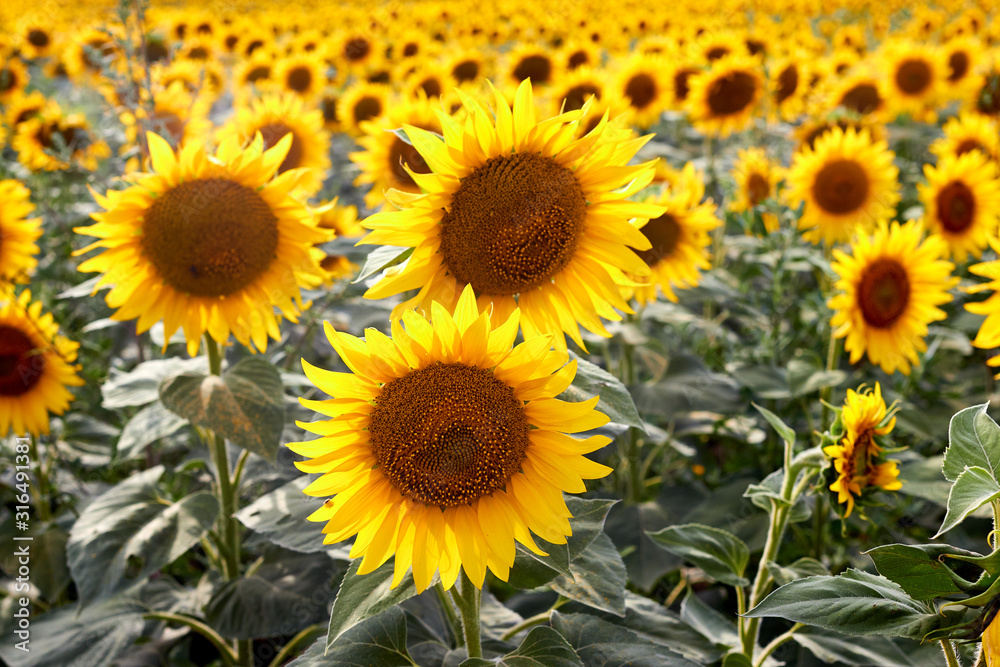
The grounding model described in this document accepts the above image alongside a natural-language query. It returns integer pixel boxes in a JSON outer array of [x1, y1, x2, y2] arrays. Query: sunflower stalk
[[204, 336, 251, 666], [941, 638, 962, 667], [451, 571, 483, 659]]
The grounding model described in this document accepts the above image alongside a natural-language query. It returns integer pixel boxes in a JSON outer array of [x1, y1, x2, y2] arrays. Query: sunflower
[[4, 90, 47, 130], [339, 82, 391, 136], [13, 103, 110, 172], [940, 37, 982, 100], [983, 615, 1000, 667], [666, 61, 700, 109], [216, 92, 331, 196], [688, 29, 748, 65], [404, 64, 456, 99], [154, 58, 225, 99], [785, 127, 900, 245], [685, 54, 764, 137], [65, 26, 122, 80], [291, 284, 611, 592], [768, 53, 809, 121], [350, 93, 443, 210], [793, 116, 886, 154], [931, 112, 999, 162], [506, 45, 558, 86], [919, 151, 1000, 262], [828, 222, 956, 375], [447, 50, 488, 85], [631, 164, 721, 304], [318, 88, 342, 132], [75, 132, 329, 357], [361, 80, 662, 349], [121, 82, 213, 152], [729, 148, 782, 232], [314, 200, 363, 285], [559, 40, 601, 72], [879, 40, 946, 121], [0, 180, 42, 284], [969, 58, 1000, 119], [612, 55, 669, 128], [17, 19, 55, 60], [826, 70, 889, 122], [233, 52, 277, 97], [822, 383, 900, 517], [0, 290, 83, 437], [0, 55, 29, 103], [333, 30, 379, 72], [550, 67, 605, 115], [276, 53, 326, 100]]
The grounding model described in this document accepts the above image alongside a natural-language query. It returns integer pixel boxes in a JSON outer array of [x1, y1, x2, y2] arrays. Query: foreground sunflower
[[823, 383, 900, 517], [631, 164, 721, 304], [75, 132, 329, 356], [829, 222, 956, 375], [785, 127, 899, 245], [918, 151, 1000, 262], [0, 290, 83, 436], [361, 80, 662, 349], [292, 285, 611, 591], [0, 179, 42, 283]]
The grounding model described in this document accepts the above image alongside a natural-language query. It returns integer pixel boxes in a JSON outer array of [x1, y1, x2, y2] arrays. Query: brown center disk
[[563, 83, 601, 112], [27, 29, 50, 48], [625, 73, 657, 110], [141, 178, 279, 297], [674, 68, 697, 101], [513, 55, 552, 84], [812, 159, 869, 215], [895, 59, 931, 95], [440, 153, 587, 295], [256, 123, 303, 173], [286, 66, 312, 92], [949, 51, 970, 82], [840, 83, 882, 115], [956, 139, 985, 156], [747, 173, 770, 206], [775, 65, 799, 104], [453, 60, 479, 83], [706, 46, 729, 61], [369, 362, 530, 507], [707, 71, 757, 116], [0, 326, 43, 397], [567, 50, 589, 69], [977, 74, 1000, 116], [344, 37, 371, 62], [936, 181, 976, 232], [321, 96, 339, 124], [389, 134, 432, 187], [419, 77, 442, 98], [635, 213, 681, 267], [245, 66, 271, 83], [352, 96, 383, 124], [857, 258, 910, 328]]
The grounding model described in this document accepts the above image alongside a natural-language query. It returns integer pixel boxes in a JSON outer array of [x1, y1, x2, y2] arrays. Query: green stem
[[992, 499, 1000, 549], [500, 598, 567, 641], [28, 436, 51, 522], [144, 612, 236, 666], [453, 572, 482, 659], [754, 623, 803, 667], [266, 624, 323, 667], [434, 582, 463, 645], [204, 337, 250, 666], [620, 337, 643, 504], [941, 638, 962, 667]]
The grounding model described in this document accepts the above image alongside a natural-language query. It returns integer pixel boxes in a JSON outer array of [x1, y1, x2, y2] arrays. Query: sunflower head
[[360, 79, 663, 349], [829, 221, 957, 375], [75, 132, 329, 356], [685, 54, 764, 137], [919, 151, 1000, 262], [290, 284, 611, 592], [822, 383, 900, 518], [0, 179, 42, 284]]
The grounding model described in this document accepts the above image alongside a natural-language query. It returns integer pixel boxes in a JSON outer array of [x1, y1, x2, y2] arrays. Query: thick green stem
[[144, 612, 236, 666], [941, 638, 962, 667], [266, 624, 323, 667], [434, 582, 463, 645], [453, 572, 482, 659], [205, 338, 250, 666]]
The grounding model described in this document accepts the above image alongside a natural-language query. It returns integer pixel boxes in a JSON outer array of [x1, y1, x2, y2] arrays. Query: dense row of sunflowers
[[4, 0, 1000, 665]]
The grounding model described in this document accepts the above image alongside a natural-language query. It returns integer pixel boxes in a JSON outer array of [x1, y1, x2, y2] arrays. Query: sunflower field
[[8, 0, 1000, 666]]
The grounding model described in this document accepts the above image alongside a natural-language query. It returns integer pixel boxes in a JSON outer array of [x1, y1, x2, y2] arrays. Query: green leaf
[[721, 653, 753, 667], [354, 245, 413, 283], [461, 626, 583, 667], [943, 404, 1000, 482], [550, 532, 627, 616], [234, 476, 329, 553], [680, 589, 740, 648], [159, 357, 285, 462], [289, 607, 414, 666], [616, 593, 726, 664], [508, 498, 617, 589], [767, 557, 829, 587], [745, 569, 965, 639], [550, 612, 701, 667], [648, 524, 749, 587], [326, 558, 418, 644], [865, 544, 968, 599], [67, 466, 219, 605], [115, 400, 188, 459], [0, 599, 144, 667], [630, 354, 742, 421], [101, 356, 207, 408], [793, 627, 928, 666], [206, 549, 338, 639], [752, 403, 795, 447], [786, 358, 845, 397], [31, 522, 71, 601], [936, 465, 1000, 537], [560, 352, 643, 429]]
